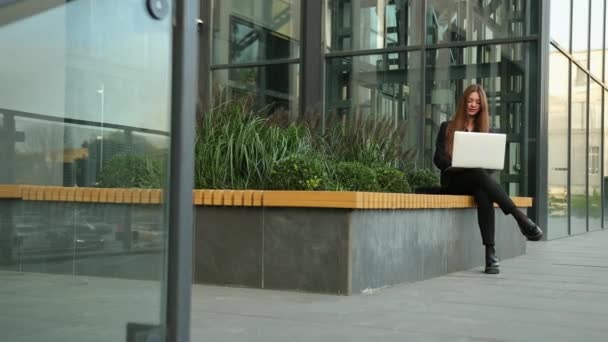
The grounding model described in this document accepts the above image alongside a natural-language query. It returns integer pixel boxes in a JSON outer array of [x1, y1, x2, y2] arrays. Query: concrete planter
[[195, 206, 527, 295]]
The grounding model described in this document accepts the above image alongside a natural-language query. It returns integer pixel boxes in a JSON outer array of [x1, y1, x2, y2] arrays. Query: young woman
[[433, 84, 543, 274]]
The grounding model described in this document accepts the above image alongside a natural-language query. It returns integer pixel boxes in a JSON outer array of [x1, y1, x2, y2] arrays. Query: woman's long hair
[[445, 84, 490, 158]]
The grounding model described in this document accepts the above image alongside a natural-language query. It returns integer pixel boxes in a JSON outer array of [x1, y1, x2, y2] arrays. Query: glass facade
[[426, 0, 536, 44], [590, 0, 604, 78], [325, 51, 422, 157], [549, 0, 608, 237], [550, 0, 570, 50], [326, 0, 422, 51], [590, 81, 602, 230], [547, 51, 570, 238], [0, 1, 185, 341], [211, 63, 300, 121], [572, 0, 590, 67], [322, 1, 537, 195], [424, 43, 530, 192], [210, 0, 301, 120], [212, 0, 300, 64], [570, 65, 588, 235], [199, 0, 541, 197]]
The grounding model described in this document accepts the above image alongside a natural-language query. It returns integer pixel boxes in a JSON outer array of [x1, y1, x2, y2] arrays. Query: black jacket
[[433, 121, 452, 187], [433, 120, 495, 188]]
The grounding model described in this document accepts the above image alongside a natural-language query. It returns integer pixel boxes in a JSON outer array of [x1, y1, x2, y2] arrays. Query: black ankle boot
[[485, 245, 500, 274], [512, 209, 544, 241]]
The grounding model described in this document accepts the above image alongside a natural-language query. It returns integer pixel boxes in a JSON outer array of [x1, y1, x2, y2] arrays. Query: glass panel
[[211, 63, 300, 121], [605, 91, 608, 228], [572, 0, 589, 67], [589, 81, 602, 230], [590, 0, 604, 78], [426, 0, 535, 44], [424, 43, 530, 196], [0, 1, 172, 341], [547, 51, 570, 239], [325, 51, 422, 163], [550, 0, 571, 50], [606, 0, 608, 82], [570, 66, 588, 235], [325, 0, 422, 52], [212, 0, 301, 64]]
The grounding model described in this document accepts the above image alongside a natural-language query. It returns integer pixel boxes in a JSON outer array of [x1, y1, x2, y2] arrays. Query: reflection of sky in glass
[[590, 0, 604, 50], [571, 0, 589, 52], [0, 0, 172, 131], [550, 0, 570, 48], [213, 0, 300, 63]]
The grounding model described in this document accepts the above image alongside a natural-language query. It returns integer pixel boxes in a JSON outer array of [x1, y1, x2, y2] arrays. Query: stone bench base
[[194, 206, 526, 295]]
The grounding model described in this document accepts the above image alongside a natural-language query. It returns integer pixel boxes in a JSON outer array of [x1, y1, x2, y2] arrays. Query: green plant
[[195, 100, 312, 189], [375, 166, 411, 193], [315, 114, 417, 169], [406, 168, 440, 190], [335, 162, 380, 192], [269, 153, 328, 190], [96, 154, 163, 188]]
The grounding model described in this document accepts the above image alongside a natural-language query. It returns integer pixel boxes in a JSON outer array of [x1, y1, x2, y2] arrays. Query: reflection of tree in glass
[[84, 131, 166, 187], [14, 124, 65, 185], [96, 154, 165, 189]]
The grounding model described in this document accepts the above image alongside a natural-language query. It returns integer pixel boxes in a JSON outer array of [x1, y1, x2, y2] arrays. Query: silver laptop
[[451, 131, 506, 170]]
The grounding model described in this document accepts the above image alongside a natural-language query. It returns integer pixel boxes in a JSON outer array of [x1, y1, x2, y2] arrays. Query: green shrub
[[315, 114, 416, 168], [194, 100, 421, 191], [269, 153, 328, 190], [406, 168, 440, 189], [195, 100, 312, 189], [375, 166, 411, 193], [97, 154, 163, 188], [335, 162, 380, 192]]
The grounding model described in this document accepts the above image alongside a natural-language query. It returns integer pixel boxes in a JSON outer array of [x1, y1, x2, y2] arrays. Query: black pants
[[442, 168, 516, 246]]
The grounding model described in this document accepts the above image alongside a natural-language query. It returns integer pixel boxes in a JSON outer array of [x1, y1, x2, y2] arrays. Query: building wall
[[547, 0, 608, 237], [203, 0, 540, 198]]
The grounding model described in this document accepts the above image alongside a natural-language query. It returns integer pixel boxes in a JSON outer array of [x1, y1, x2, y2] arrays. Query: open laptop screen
[[451, 131, 506, 170]]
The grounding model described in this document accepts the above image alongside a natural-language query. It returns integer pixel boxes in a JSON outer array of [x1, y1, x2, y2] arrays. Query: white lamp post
[[97, 84, 105, 170]]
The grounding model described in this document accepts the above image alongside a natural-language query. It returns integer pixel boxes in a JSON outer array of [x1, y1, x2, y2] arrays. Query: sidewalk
[[192, 229, 608, 342]]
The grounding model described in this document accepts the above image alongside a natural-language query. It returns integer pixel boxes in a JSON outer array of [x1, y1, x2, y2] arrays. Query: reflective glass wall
[[201, 1, 542, 209], [548, 0, 607, 238], [0, 1, 176, 340], [324, 0, 538, 196], [210, 0, 301, 121]]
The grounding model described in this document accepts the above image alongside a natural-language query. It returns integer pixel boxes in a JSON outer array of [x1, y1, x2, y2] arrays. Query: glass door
[[0, 1, 183, 341]]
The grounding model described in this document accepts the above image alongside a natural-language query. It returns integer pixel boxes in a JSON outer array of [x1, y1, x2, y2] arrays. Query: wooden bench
[[1, 185, 532, 209]]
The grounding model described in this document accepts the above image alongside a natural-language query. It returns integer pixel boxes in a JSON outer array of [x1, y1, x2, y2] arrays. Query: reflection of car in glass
[[71, 223, 106, 250], [133, 222, 163, 242], [116, 222, 165, 248], [14, 223, 105, 254], [13, 223, 69, 254], [72, 214, 116, 235]]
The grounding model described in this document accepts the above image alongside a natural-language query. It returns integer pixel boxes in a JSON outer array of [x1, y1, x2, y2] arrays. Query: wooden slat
[[0, 185, 21, 199], [202, 190, 214, 206], [123, 188, 133, 203], [98, 188, 109, 203], [253, 191, 263, 206], [212, 190, 224, 206], [233, 190, 244, 206], [192, 190, 203, 206], [150, 189, 162, 204], [263, 191, 357, 208]]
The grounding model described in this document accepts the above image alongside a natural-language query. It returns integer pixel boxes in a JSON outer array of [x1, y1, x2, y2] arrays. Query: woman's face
[[466, 91, 481, 117]]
